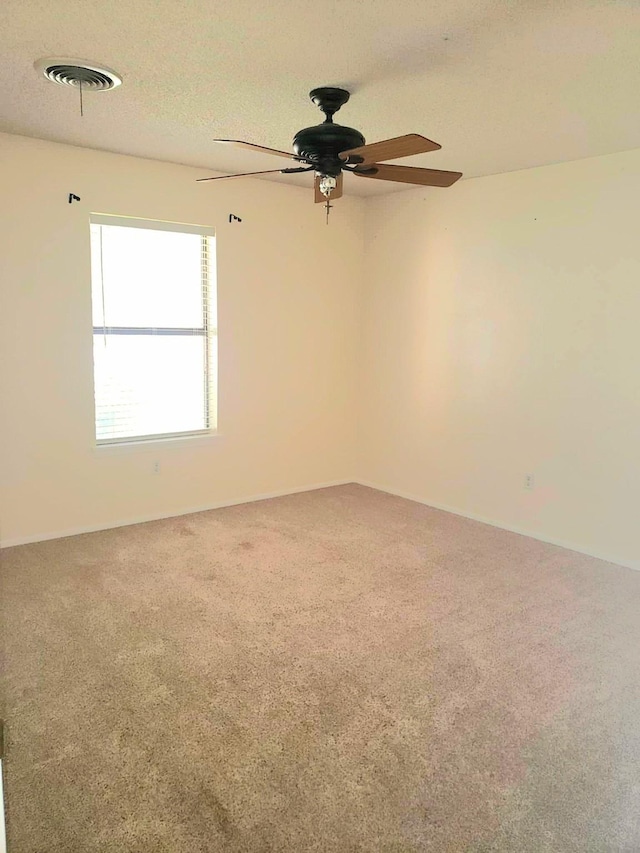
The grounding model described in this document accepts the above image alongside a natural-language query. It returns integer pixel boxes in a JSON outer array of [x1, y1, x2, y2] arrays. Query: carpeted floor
[[1, 484, 640, 852]]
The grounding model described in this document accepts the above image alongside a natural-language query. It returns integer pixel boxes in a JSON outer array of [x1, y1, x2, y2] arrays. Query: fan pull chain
[[325, 198, 333, 225], [79, 78, 84, 117]]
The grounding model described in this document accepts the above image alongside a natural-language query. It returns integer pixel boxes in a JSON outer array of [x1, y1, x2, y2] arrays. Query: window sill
[[93, 431, 222, 454]]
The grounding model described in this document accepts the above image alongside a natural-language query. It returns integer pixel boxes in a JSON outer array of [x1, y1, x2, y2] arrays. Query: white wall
[[3, 132, 640, 570], [359, 148, 640, 570], [0, 133, 364, 545]]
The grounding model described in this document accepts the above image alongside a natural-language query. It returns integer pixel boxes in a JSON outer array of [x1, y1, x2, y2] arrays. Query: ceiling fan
[[198, 87, 462, 220]]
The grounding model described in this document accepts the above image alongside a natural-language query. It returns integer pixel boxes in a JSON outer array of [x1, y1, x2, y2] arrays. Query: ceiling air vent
[[34, 58, 122, 91]]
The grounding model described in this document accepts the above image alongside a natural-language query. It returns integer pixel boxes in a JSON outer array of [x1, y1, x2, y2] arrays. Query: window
[[90, 215, 216, 444]]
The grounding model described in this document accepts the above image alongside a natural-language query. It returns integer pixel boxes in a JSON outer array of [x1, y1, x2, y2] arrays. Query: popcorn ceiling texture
[[2, 484, 640, 851], [2, 1, 639, 194]]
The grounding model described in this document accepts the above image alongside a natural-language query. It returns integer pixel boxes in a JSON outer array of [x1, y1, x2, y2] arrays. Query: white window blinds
[[90, 215, 216, 444]]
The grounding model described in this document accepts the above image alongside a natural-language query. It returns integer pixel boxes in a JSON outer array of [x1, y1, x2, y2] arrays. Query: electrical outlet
[[153, 461, 161, 475], [524, 473, 535, 491]]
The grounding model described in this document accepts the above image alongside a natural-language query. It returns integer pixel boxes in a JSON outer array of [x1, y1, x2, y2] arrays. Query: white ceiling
[[1, 0, 639, 196]]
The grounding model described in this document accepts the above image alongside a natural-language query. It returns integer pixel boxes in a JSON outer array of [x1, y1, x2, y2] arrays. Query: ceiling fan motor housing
[[292, 88, 364, 176], [293, 122, 365, 176]]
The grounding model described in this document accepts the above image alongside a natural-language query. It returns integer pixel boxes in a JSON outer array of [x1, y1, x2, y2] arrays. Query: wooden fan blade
[[213, 139, 297, 160], [314, 173, 344, 203], [197, 169, 291, 182], [352, 163, 462, 187], [340, 134, 441, 164]]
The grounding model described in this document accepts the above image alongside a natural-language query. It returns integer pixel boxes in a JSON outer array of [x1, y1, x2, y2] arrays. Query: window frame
[[90, 214, 216, 447]]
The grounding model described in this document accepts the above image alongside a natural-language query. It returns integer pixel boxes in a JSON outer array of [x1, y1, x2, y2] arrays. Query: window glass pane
[[93, 334, 209, 441], [90, 224, 205, 328]]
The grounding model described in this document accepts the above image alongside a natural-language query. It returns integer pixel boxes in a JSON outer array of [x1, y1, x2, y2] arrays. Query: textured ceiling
[[1, 0, 639, 196]]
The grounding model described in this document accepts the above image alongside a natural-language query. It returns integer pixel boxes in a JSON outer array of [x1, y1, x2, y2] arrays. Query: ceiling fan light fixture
[[318, 175, 337, 197], [34, 57, 122, 91]]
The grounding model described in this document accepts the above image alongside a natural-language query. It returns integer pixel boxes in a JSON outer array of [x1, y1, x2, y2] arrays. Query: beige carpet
[[1, 484, 640, 852]]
